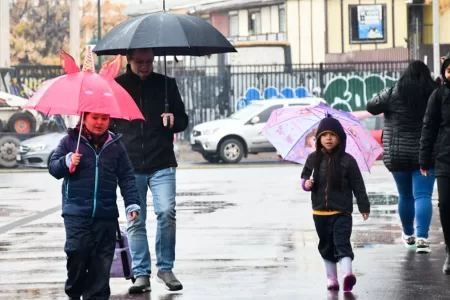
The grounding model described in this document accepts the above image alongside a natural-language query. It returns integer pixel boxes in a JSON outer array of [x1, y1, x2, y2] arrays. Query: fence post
[[319, 62, 325, 98]]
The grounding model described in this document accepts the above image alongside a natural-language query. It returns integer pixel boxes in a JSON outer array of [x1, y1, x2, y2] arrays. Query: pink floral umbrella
[[261, 103, 383, 172]]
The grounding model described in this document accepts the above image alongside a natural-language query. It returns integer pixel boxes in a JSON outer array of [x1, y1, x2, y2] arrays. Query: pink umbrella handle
[[69, 150, 79, 173]]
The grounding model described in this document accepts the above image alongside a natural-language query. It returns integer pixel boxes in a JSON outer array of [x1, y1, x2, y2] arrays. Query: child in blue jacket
[[49, 112, 140, 300]]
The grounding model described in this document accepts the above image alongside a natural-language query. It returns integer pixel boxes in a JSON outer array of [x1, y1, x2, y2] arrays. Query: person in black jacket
[[367, 60, 438, 254], [435, 52, 450, 85], [301, 117, 370, 293], [420, 56, 450, 274], [113, 48, 188, 293]]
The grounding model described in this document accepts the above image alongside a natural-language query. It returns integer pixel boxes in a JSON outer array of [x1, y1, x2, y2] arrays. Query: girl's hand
[[362, 213, 370, 221], [420, 169, 430, 177], [128, 211, 138, 221], [305, 180, 313, 189], [71, 153, 82, 166]]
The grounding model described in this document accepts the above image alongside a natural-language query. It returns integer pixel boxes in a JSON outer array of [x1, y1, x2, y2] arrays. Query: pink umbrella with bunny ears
[[24, 48, 144, 172]]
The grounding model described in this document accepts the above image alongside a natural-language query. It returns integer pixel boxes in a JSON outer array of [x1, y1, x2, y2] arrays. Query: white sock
[[340, 257, 352, 275], [324, 259, 337, 280]]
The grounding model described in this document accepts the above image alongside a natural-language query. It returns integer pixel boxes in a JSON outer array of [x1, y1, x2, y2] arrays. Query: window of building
[[248, 10, 261, 35], [349, 4, 387, 44], [229, 11, 239, 37], [279, 5, 286, 33]]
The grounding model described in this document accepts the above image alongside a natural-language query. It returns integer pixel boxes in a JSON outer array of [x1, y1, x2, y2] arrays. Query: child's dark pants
[[64, 216, 116, 300], [313, 213, 354, 262]]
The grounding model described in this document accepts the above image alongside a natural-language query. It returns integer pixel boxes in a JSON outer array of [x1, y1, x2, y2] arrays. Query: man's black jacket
[[113, 66, 188, 174]]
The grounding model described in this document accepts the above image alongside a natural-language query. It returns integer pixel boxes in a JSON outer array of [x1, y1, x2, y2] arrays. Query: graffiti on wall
[[324, 74, 397, 112], [234, 72, 400, 112], [235, 86, 312, 110]]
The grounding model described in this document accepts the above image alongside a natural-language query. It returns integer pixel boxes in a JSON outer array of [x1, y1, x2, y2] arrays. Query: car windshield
[[229, 103, 265, 120]]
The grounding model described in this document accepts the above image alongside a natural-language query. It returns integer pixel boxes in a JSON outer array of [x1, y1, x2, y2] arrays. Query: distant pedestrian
[[301, 116, 370, 293]]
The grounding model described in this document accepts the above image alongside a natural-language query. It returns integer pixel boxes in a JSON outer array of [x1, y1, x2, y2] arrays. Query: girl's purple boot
[[343, 273, 357, 292], [327, 279, 339, 291]]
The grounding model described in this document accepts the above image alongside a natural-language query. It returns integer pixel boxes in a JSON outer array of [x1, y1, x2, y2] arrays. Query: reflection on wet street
[[1, 165, 450, 299]]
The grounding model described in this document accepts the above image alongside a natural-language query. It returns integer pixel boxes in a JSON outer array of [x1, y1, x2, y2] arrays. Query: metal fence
[[10, 61, 410, 140]]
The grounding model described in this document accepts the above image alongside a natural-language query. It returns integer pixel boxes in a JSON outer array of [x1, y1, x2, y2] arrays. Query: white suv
[[190, 97, 326, 163]]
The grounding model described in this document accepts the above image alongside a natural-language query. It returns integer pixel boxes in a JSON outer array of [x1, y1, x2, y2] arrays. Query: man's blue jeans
[[127, 168, 177, 276], [392, 169, 435, 239]]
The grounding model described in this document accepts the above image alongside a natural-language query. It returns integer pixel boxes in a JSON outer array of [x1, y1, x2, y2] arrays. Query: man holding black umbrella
[[113, 48, 188, 293]]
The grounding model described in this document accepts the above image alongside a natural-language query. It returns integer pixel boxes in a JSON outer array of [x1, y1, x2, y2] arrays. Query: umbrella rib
[[343, 128, 372, 172], [174, 15, 191, 48], [283, 120, 321, 160]]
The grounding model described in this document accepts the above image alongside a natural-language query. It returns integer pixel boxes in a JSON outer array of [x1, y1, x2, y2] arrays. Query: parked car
[[351, 110, 384, 160], [351, 111, 383, 146], [190, 98, 327, 164], [17, 132, 181, 169], [17, 132, 66, 168]]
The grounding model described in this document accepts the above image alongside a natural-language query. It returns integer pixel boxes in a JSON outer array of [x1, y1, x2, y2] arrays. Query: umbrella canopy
[[261, 103, 383, 172], [24, 50, 144, 121], [92, 12, 237, 56]]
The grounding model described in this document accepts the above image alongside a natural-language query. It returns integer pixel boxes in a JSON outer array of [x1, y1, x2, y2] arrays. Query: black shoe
[[157, 270, 183, 291], [444, 247, 450, 275]]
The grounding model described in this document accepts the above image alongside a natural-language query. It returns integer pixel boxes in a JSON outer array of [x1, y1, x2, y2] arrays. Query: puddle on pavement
[[177, 200, 236, 214], [367, 192, 399, 205], [357, 192, 399, 218], [176, 191, 220, 197], [22, 223, 63, 228], [0, 241, 11, 251], [23, 189, 44, 193], [10, 232, 47, 237]]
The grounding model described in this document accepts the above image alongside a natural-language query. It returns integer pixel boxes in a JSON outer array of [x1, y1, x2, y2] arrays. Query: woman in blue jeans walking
[[367, 61, 439, 253]]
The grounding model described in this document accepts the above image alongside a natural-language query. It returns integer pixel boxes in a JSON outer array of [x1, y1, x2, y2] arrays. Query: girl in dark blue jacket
[[49, 112, 140, 300]]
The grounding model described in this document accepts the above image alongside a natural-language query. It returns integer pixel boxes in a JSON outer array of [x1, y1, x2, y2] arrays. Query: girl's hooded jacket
[[49, 129, 140, 219], [301, 117, 370, 214]]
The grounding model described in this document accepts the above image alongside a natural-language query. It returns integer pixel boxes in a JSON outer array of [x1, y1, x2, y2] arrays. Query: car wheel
[[0, 136, 20, 168], [7, 112, 37, 134], [219, 138, 244, 164], [202, 153, 221, 163]]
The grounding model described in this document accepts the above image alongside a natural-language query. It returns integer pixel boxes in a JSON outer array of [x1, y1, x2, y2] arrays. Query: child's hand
[[362, 213, 369, 221], [305, 180, 313, 189], [71, 153, 82, 166], [128, 211, 138, 221]]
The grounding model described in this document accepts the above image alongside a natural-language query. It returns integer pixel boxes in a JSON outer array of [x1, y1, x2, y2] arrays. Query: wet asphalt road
[[0, 164, 450, 300]]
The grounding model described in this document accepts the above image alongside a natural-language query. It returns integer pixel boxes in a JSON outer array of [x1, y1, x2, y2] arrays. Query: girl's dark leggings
[[437, 177, 450, 246], [313, 213, 354, 262], [64, 215, 116, 300]]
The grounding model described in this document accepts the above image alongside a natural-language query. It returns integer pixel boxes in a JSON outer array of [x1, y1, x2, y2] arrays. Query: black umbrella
[[92, 11, 236, 56], [93, 1, 236, 119]]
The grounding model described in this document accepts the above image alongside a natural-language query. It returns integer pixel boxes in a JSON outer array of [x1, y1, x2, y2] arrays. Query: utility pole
[[68, 0, 81, 127], [97, 0, 102, 70], [433, 0, 440, 77], [0, 0, 11, 68], [70, 0, 81, 66]]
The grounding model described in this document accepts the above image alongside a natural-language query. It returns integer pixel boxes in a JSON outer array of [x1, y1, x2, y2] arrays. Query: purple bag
[[110, 222, 134, 281]]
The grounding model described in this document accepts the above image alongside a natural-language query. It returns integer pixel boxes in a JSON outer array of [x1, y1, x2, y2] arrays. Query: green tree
[[10, 0, 70, 65], [10, 0, 128, 65]]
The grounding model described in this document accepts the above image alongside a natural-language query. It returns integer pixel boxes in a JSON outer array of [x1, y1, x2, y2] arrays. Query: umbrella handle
[[69, 150, 79, 173]]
